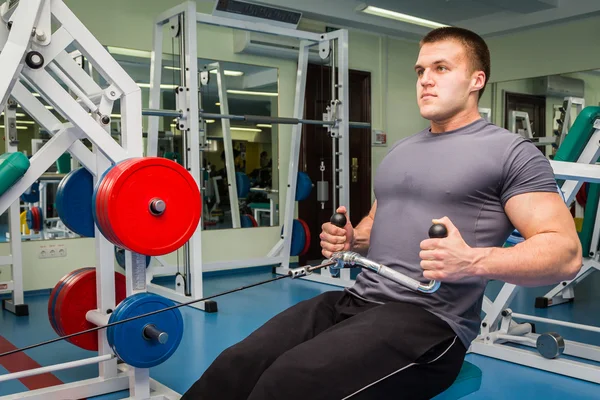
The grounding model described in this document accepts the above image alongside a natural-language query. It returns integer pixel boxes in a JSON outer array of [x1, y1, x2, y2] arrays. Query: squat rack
[[143, 1, 370, 307]]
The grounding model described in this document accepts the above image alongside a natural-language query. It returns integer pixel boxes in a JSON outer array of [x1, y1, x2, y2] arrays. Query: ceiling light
[[205, 119, 215, 124], [209, 70, 244, 77], [359, 6, 448, 29], [230, 127, 262, 132], [32, 93, 41, 97], [111, 114, 121, 118], [0, 125, 29, 130], [45, 105, 54, 110], [107, 46, 152, 58], [256, 124, 272, 128], [164, 66, 180, 71], [0, 113, 26, 117], [17, 120, 36, 125], [215, 102, 221, 106], [227, 90, 278, 97], [137, 83, 179, 89]]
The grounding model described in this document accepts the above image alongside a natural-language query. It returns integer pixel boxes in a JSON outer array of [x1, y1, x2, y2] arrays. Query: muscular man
[[182, 27, 581, 400]]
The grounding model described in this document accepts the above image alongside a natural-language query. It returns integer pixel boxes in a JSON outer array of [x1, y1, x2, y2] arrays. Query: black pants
[[182, 291, 467, 400]]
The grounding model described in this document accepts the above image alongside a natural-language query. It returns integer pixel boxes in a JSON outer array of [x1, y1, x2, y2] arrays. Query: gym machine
[[0, 0, 187, 398], [143, 1, 372, 300], [470, 106, 600, 384]]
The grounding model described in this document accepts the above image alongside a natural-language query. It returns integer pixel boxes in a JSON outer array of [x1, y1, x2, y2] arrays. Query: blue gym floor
[[1, 268, 600, 399]]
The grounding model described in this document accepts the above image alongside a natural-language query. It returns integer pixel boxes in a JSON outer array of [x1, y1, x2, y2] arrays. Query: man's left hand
[[419, 216, 480, 282]]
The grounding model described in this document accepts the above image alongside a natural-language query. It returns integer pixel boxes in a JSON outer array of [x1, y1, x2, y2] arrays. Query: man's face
[[415, 40, 480, 121]]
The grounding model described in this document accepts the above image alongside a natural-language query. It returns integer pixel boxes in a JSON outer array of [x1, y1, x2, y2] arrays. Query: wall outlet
[[39, 244, 67, 259]]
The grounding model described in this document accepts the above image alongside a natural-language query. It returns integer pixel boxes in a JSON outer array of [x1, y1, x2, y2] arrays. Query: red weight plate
[[54, 268, 94, 337], [47, 268, 90, 335], [103, 158, 140, 247], [298, 219, 311, 256], [30, 207, 39, 231], [97, 160, 137, 248], [106, 158, 201, 256], [54, 269, 126, 351], [96, 162, 129, 247]]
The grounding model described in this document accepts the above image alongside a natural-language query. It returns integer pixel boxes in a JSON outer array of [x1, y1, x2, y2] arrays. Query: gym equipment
[[46, 269, 181, 368], [48, 268, 127, 351], [115, 247, 151, 269], [281, 219, 311, 256], [55, 167, 95, 237], [240, 214, 258, 228], [317, 160, 329, 209], [295, 171, 313, 201], [0, 152, 30, 196], [92, 157, 201, 256], [329, 213, 443, 293], [26, 206, 43, 232], [470, 106, 600, 384], [20, 181, 40, 203], [105, 293, 183, 368], [236, 171, 251, 198]]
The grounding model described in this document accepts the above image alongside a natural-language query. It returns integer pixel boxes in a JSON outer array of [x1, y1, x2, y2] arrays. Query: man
[[182, 27, 581, 400]]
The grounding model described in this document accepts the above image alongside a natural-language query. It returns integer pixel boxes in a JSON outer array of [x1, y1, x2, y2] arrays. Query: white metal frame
[[0, 1, 178, 398], [509, 110, 555, 147], [470, 113, 600, 384], [145, 1, 355, 295]]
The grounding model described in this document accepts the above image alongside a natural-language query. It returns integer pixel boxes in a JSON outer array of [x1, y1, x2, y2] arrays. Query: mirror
[[107, 46, 280, 232], [480, 69, 600, 158]]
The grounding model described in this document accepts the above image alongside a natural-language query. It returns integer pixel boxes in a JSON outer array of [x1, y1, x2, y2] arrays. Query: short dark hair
[[420, 27, 490, 99]]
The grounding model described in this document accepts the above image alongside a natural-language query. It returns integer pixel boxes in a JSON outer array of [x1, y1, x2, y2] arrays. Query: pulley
[[92, 157, 201, 256], [26, 206, 43, 232]]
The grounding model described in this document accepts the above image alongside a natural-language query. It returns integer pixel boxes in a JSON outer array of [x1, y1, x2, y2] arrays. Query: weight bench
[[433, 360, 482, 400]]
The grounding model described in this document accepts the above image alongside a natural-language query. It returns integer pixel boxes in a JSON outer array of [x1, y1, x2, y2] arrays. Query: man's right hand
[[320, 206, 354, 258]]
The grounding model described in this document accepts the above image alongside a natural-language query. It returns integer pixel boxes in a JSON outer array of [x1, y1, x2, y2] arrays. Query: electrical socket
[[39, 245, 67, 259]]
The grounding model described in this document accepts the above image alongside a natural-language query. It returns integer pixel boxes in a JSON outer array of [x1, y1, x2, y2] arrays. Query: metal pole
[[0, 355, 114, 383], [140, 109, 370, 128]]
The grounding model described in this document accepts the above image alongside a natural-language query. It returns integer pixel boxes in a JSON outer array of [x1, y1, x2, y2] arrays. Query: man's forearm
[[351, 216, 373, 255], [470, 233, 582, 286]]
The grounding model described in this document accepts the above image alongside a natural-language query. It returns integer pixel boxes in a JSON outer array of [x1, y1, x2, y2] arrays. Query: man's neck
[[430, 109, 482, 134]]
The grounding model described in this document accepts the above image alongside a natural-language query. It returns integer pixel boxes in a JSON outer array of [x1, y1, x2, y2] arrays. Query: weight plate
[[54, 269, 126, 351], [241, 214, 258, 228], [21, 181, 40, 203], [537, 332, 565, 359], [92, 164, 117, 240], [55, 168, 96, 237], [48, 268, 92, 336], [236, 172, 250, 198], [107, 292, 184, 368], [26, 209, 33, 230], [115, 246, 151, 269], [297, 218, 311, 256], [104, 158, 201, 256], [295, 172, 313, 201], [282, 219, 307, 257], [95, 161, 135, 248]]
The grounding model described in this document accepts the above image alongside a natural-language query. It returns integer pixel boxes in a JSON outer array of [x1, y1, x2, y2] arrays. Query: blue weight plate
[[92, 165, 116, 240], [108, 293, 184, 368], [107, 294, 138, 352], [26, 209, 33, 230], [280, 219, 306, 257], [295, 172, 313, 201], [114, 247, 151, 269], [21, 181, 40, 203], [236, 172, 250, 198], [56, 168, 95, 237]]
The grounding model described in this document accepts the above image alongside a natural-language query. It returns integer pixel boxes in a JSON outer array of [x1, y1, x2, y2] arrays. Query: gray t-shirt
[[347, 118, 558, 348]]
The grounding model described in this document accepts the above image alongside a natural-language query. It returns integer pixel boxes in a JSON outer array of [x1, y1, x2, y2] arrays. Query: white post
[[279, 41, 311, 268], [214, 62, 241, 229]]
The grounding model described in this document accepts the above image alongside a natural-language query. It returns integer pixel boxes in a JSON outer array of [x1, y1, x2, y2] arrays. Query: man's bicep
[[504, 192, 576, 239]]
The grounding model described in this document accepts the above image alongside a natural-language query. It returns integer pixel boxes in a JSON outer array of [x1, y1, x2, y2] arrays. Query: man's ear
[[471, 71, 486, 93]]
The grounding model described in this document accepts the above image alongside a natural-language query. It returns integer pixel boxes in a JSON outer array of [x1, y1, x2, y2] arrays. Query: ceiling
[[253, 0, 600, 40]]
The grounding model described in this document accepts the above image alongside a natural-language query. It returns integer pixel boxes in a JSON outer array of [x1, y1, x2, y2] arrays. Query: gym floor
[[1, 267, 600, 399]]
